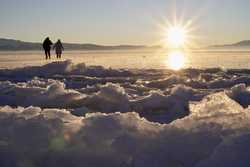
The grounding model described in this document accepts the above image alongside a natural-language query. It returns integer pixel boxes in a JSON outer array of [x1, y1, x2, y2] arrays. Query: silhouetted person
[[53, 39, 64, 59], [43, 37, 53, 59]]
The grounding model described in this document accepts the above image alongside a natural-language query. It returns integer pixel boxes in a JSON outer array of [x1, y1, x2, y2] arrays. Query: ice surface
[[1, 93, 250, 167], [1, 61, 250, 166], [226, 83, 250, 108], [0, 60, 133, 81], [196, 133, 250, 167], [0, 79, 85, 108]]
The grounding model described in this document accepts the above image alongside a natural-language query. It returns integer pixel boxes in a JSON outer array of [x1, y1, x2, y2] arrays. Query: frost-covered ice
[[1, 60, 250, 166]]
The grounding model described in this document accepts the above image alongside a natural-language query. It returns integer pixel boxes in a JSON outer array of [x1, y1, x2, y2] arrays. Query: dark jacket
[[43, 38, 53, 50]]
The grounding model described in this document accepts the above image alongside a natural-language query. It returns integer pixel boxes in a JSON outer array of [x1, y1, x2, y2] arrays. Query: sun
[[167, 26, 187, 47]]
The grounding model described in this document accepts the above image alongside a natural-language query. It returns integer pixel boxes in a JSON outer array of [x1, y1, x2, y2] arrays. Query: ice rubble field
[[1, 60, 250, 166]]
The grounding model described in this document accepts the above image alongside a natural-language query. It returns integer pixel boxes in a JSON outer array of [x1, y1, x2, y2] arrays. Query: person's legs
[[59, 53, 61, 59], [48, 50, 51, 59], [45, 50, 48, 59]]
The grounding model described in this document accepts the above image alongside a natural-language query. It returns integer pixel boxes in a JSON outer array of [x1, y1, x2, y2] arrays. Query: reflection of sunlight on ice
[[166, 51, 186, 70]]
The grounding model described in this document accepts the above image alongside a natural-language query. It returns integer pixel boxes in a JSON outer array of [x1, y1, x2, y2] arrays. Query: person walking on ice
[[53, 39, 64, 59], [43, 37, 53, 59]]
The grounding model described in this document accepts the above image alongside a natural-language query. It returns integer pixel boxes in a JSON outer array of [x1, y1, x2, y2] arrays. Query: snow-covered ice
[[1, 60, 250, 166]]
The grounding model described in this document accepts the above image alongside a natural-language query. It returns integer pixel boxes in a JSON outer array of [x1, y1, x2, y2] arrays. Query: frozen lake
[[1, 57, 250, 166], [1, 49, 250, 69]]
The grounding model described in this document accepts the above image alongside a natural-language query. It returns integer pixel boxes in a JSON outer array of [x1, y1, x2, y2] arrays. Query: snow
[[1, 60, 250, 166]]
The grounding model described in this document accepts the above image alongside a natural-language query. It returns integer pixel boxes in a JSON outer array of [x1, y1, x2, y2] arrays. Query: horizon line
[[1, 37, 250, 48]]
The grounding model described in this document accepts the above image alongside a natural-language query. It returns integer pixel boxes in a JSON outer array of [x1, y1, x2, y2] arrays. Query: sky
[[0, 0, 250, 46]]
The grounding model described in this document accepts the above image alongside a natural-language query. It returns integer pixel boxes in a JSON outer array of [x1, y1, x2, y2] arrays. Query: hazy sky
[[0, 0, 250, 46]]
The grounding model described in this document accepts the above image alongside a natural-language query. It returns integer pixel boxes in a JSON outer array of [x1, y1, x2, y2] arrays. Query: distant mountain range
[[0, 38, 158, 51], [209, 40, 250, 49], [1, 38, 250, 51]]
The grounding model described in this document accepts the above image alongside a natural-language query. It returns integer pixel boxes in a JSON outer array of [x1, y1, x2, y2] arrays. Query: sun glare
[[167, 26, 187, 48], [166, 51, 186, 70]]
